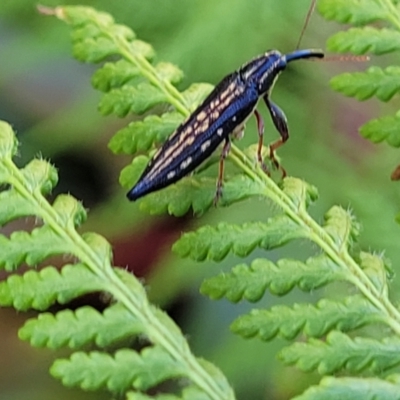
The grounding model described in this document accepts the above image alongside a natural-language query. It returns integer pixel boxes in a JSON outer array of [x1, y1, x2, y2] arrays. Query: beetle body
[[127, 49, 324, 202]]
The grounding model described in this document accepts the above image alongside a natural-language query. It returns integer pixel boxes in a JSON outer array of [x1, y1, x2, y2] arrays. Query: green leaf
[[72, 36, 120, 63], [51, 194, 88, 227], [0, 192, 85, 236], [140, 174, 266, 216], [81, 232, 113, 267], [109, 112, 183, 155], [99, 83, 168, 117], [19, 303, 145, 349], [61, 6, 116, 29], [21, 159, 59, 195], [0, 194, 88, 271], [327, 27, 400, 55], [231, 296, 383, 340], [119, 155, 148, 190], [181, 83, 214, 111], [0, 120, 18, 158], [113, 268, 152, 304], [280, 331, 400, 374], [0, 264, 105, 311], [129, 40, 155, 60], [330, 67, 400, 102], [360, 112, 400, 147], [92, 60, 141, 92], [0, 226, 75, 271], [318, 0, 390, 25], [0, 158, 58, 199], [155, 62, 184, 84], [281, 178, 319, 210], [0, 189, 42, 226], [323, 206, 359, 249], [294, 376, 400, 400], [359, 252, 389, 294], [174, 215, 309, 261], [139, 177, 217, 216], [50, 347, 187, 392], [60, 7, 136, 63], [201, 255, 348, 301]]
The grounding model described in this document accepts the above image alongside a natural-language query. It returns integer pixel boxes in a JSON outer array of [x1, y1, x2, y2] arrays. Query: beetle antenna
[[320, 55, 370, 62], [296, 0, 317, 50]]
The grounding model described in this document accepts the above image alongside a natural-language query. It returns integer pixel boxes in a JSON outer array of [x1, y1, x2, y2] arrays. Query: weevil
[[127, 48, 324, 203]]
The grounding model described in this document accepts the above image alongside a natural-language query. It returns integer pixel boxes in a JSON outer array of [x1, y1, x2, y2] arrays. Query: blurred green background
[[1, 1, 399, 399]]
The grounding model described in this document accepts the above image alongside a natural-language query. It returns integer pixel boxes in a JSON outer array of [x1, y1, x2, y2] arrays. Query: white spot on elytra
[[217, 128, 223, 136], [232, 116, 237, 122], [180, 157, 192, 170], [201, 140, 211, 152], [167, 171, 176, 179]]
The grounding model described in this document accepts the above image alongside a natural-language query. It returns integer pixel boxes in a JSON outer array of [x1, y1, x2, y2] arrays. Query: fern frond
[[175, 204, 358, 263], [321, 205, 360, 247], [119, 156, 266, 215], [359, 112, 400, 147], [327, 27, 400, 55], [109, 112, 183, 155], [358, 251, 390, 294], [293, 375, 400, 400], [19, 303, 144, 348], [99, 83, 169, 117], [51, 347, 187, 392], [91, 59, 140, 91], [318, 0, 400, 164], [201, 255, 346, 301], [41, 0, 268, 231], [0, 265, 103, 311], [280, 331, 400, 374], [40, 4, 263, 216], [0, 222, 81, 271], [319, 0, 400, 225], [0, 118, 234, 400], [330, 66, 400, 101], [231, 296, 383, 340], [173, 217, 307, 261], [4, 3, 400, 399], [318, 0, 391, 24], [172, 178, 320, 256]]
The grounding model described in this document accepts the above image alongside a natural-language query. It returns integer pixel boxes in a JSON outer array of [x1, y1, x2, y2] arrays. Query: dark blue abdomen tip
[[126, 181, 147, 201], [126, 189, 139, 201]]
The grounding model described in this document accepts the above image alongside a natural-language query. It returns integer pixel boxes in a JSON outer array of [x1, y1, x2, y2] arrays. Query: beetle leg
[[214, 137, 231, 206], [232, 124, 245, 140], [253, 109, 269, 174], [263, 96, 289, 177]]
